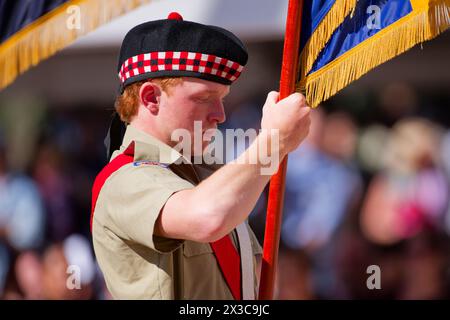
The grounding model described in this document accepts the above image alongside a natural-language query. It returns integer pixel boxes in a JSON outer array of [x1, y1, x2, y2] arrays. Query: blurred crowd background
[[0, 0, 449, 300]]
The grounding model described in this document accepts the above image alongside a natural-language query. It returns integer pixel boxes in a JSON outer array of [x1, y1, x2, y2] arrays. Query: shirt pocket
[[182, 241, 231, 299]]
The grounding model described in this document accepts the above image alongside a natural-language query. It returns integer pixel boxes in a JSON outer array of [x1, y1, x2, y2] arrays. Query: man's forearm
[[157, 90, 310, 243], [190, 130, 282, 241]]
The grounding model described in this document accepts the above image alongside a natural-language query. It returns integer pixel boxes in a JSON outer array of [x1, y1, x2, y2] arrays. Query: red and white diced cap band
[[118, 51, 244, 84]]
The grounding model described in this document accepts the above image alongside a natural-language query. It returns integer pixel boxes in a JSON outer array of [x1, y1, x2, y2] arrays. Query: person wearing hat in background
[[91, 12, 311, 299]]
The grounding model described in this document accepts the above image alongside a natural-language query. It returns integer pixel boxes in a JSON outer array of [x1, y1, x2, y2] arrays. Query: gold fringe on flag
[[0, 0, 152, 91], [299, 0, 450, 108], [299, 0, 358, 80]]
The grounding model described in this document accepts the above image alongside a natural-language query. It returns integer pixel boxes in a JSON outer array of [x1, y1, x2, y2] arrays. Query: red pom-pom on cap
[[167, 12, 183, 21]]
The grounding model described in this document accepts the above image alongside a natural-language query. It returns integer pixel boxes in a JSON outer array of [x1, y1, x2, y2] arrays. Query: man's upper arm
[[101, 163, 194, 253]]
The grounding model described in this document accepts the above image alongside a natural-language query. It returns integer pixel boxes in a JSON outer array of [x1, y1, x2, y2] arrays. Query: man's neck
[[129, 121, 174, 147]]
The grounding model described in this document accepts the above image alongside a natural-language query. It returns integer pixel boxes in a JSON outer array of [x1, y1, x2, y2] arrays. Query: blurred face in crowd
[[42, 244, 92, 300], [15, 251, 43, 299], [42, 244, 69, 299], [132, 78, 229, 151], [320, 112, 357, 161]]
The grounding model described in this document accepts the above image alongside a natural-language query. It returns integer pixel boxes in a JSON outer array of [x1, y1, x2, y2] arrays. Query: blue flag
[[299, 0, 450, 107], [0, 0, 151, 91]]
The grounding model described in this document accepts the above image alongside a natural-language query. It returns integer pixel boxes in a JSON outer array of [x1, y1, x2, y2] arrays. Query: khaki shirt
[[92, 125, 262, 299]]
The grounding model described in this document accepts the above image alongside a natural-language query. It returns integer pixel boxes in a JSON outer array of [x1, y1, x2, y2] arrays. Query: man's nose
[[208, 101, 226, 124]]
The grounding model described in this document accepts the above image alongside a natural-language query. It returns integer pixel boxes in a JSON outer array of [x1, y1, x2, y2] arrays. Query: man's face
[[158, 78, 229, 152]]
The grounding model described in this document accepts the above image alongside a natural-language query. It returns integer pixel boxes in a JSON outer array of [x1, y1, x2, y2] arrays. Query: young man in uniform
[[91, 12, 311, 299]]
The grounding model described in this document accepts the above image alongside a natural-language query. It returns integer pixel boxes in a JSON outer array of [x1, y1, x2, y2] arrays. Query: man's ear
[[139, 82, 161, 115]]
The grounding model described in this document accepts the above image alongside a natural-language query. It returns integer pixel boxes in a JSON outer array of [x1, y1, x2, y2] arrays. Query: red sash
[[90, 151, 241, 300]]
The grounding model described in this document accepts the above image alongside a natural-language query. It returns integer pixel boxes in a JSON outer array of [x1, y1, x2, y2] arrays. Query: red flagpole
[[258, 0, 304, 300]]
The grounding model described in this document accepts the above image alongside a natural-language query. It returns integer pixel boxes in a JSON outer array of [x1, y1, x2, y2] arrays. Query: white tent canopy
[[70, 0, 289, 49]]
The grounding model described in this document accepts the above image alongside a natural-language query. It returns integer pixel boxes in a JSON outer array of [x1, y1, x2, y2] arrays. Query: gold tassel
[[299, 0, 358, 80], [0, 0, 152, 91], [299, 0, 450, 108]]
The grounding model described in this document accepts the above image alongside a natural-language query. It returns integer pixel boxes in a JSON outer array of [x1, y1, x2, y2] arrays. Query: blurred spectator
[[0, 243, 9, 296], [440, 131, 450, 236], [0, 136, 46, 251], [360, 118, 448, 245], [282, 110, 362, 250], [398, 233, 448, 299], [42, 234, 95, 300], [338, 117, 450, 300], [0, 132, 45, 297], [15, 251, 44, 299], [278, 109, 363, 299], [32, 142, 75, 242], [357, 124, 390, 173]]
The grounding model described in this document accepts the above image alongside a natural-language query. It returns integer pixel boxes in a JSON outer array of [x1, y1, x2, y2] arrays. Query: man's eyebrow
[[200, 90, 220, 94], [192, 89, 229, 96]]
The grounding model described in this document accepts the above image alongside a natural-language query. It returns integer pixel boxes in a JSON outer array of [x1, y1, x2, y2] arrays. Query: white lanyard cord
[[236, 222, 255, 300]]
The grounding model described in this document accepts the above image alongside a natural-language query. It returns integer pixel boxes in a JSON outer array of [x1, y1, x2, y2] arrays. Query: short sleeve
[[99, 163, 194, 253]]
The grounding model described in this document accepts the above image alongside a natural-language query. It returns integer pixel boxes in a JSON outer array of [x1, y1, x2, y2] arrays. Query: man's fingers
[[298, 106, 311, 117], [265, 91, 279, 105], [282, 92, 305, 105]]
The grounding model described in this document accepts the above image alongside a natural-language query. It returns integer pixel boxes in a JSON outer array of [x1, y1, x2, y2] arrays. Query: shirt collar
[[111, 125, 188, 164]]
